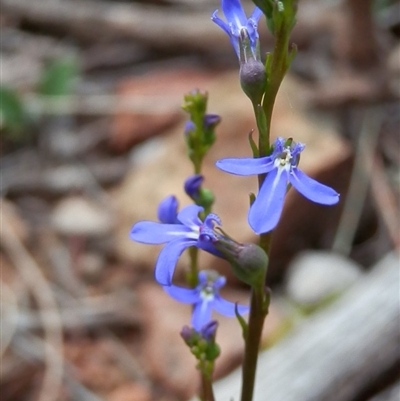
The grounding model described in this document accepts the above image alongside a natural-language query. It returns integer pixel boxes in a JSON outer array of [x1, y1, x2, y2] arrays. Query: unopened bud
[[200, 320, 218, 341], [234, 243, 268, 286], [203, 114, 221, 130], [215, 239, 268, 287], [240, 59, 266, 104], [184, 174, 204, 199]]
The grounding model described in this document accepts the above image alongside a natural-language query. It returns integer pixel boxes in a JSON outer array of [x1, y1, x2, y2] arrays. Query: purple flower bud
[[180, 325, 195, 345], [203, 114, 221, 130], [184, 120, 196, 136], [240, 59, 266, 103], [184, 174, 204, 199], [200, 320, 218, 341]]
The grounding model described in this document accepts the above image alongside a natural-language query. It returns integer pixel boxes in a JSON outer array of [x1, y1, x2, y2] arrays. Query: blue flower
[[216, 137, 340, 234], [130, 204, 221, 285], [165, 270, 249, 331], [211, 0, 262, 59]]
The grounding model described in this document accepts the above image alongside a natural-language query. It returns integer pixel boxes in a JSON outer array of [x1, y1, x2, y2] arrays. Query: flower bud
[[240, 59, 266, 104], [215, 238, 268, 287], [203, 114, 221, 130], [184, 174, 215, 211], [184, 120, 196, 137], [238, 28, 266, 104], [200, 320, 218, 342], [233, 243, 268, 286], [184, 174, 204, 199], [180, 325, 196, 346]]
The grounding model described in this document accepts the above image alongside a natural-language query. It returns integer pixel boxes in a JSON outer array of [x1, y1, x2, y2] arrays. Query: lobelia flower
[[130, 204, 221, 286], [211, 0, 263, 60], [165, 270, 249, 331], [216, 137, 340, 234]]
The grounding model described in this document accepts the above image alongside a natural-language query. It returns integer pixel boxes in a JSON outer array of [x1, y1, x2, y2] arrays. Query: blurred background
[[1, 0, 399, 400]]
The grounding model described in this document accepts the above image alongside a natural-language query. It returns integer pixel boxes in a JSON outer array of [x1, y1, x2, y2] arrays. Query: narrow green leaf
[[235, 302, 249, 340], [248, 130, 259, 157]]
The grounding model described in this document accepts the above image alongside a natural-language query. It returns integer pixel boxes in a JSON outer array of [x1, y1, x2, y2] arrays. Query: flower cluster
[[129, 0, 342, 394], [165, 270, 248, 331], [130, 189, 249, 334], [217, 137, 340, 234]]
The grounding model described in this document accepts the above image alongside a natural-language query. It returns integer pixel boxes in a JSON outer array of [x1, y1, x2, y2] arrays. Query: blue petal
[[164, 285, 199, 304], [177, 204, 203, 228], [248, 167, 288, 234], [213, 276, 227, 290], [222, 0, 247, 29], [198, 270, 208, 285], [154, 238, 195, 285], [157, 195, 179, 224], [290, 141, 305, 158], [289, 168, 340, 205], [216, 156, 274, 176], [250, 7, 263, 22], [211, 10, 231, 36], [204, 213, 221, 228], [246, 9, 262, 46], [197, 237, 222, 257], [130, 221, 192, 244], [192, 300, 213, 331], [213, 296, 249, 317], [211, 10, 240, 57], [271, 137, 286, 156]]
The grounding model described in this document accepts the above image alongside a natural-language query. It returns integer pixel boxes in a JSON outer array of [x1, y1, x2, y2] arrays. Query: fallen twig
[[1, 215, 64, 401]]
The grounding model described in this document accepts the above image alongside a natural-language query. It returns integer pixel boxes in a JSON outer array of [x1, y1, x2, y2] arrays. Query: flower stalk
[[241, 283, 269, 401]]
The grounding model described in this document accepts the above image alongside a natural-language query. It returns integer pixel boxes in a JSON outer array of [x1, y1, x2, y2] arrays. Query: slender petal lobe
[[155, 238, 195, 285], [214, 296, 249, 316], [289, 168, 340, 205], [249, 168, 288, 234], [192, 301, 213, 331], [157, 195, 179, 224], [216, 156, 274, 176], [222, 0, 247, 27], [130, 221, 191, 244], [250, 7, 263, 21], [164, 285, 199, 303], [177, 204, 203, 227]]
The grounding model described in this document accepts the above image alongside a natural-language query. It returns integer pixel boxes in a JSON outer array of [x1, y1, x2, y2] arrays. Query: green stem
[[240, 283, 267, 401], [240, 25, 290, 401], [260, 31, 290, 157], [187, 246, 199, 287], [200, 372, 216, 401]]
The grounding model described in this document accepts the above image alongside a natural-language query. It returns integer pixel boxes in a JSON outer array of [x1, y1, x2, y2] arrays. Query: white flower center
[[200, 284, 216, 301], [274, 149, 292, 169]]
